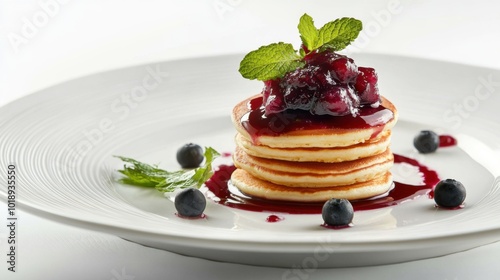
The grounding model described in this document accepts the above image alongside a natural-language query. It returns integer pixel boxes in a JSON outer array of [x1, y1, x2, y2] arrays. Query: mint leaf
[[115, 156, 169, 188], [115, 147, 220, 193], [317, 18, 362, 51], [298, 13, 319, 52], [238, 43, 303, 81], [156, 147, 219, 192]]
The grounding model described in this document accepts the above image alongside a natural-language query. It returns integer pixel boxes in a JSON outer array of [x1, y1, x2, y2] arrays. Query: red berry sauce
[[262, 50, 380, 116], [241, 96, 394, 142], [266, 215, 284, 223], [205, 154, 440, 215], [221, 152, 232, 158], [439, 135, 457, 147]]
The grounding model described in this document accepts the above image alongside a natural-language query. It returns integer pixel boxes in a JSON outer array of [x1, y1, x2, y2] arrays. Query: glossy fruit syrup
[[204, 154, 440, 215], [266, 215, 284, 223], [439, 135, 457, 147], [241, 96, 394, 143]]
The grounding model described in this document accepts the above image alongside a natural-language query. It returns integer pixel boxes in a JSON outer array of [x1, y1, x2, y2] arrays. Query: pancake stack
[[230, 94, 398, 202]]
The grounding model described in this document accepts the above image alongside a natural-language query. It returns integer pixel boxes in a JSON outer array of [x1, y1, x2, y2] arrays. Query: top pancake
[[232, 94, 398, 148]]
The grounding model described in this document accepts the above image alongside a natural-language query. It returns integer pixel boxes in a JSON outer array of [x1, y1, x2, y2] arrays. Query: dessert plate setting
[[1, 53, 500, 268]]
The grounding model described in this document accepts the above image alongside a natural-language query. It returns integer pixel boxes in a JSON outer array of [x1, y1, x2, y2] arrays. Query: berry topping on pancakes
[[239, 14, 380, 117]]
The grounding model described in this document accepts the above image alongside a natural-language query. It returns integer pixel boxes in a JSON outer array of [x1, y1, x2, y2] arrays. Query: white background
[[1, 0, 500, 279]]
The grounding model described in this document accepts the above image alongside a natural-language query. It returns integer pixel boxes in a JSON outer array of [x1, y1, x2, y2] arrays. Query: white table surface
[[1, 0, 500, 279]]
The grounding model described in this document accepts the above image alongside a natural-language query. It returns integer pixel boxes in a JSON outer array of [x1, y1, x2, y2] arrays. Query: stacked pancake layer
[[231, 95, 398, 202]]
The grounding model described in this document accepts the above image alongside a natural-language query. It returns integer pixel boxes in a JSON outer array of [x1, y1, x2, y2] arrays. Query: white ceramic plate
[[1, 54, 500, 268]]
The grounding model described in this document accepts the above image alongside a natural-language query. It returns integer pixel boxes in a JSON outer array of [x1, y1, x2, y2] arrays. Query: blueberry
[[434, 179, 466, 208], [413, 130, 439, 154], [322, 198, 354, 226], [174, 188, 206, 217], [176, 143, 204, 168]]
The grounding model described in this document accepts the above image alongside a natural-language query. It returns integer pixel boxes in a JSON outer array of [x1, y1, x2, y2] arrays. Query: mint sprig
[[239, 14, 362, 81], [115, 147, 220, 193], [238, 43, 303, 81]]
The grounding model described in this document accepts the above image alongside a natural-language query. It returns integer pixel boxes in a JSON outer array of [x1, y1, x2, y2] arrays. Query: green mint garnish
[[239, 14, 362, 81], [316, 17, 362, 52], [298, 13, 320, 53], [238, 43, 303, 81], [115, 147, 219, 193]]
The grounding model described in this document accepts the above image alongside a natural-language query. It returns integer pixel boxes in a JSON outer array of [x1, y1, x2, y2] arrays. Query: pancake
[[230, 92, 398, 202], [231, 169, 393, 202], [235, 130, 391, 162], [232, 95, 398, 148], [233, 147, 393, 187]]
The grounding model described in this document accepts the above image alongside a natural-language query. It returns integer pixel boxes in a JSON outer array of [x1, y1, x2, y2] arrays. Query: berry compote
[[262, 50, 380, 116]]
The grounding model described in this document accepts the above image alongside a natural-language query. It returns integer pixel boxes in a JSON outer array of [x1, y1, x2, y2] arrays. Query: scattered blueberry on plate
[[433, 179, 466, 208], [322, 198, 354, 227], [175, 188, 207, 218], [413, 130, 440, 154], [176, 143, 204, 168]]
